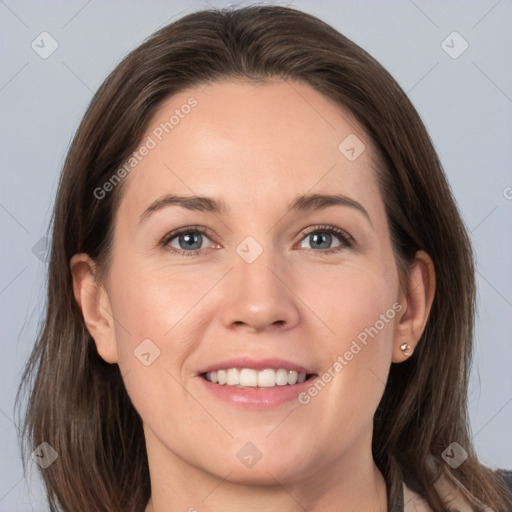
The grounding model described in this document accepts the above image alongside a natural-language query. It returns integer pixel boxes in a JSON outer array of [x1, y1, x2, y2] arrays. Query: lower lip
[[198, 375, 317, 408]]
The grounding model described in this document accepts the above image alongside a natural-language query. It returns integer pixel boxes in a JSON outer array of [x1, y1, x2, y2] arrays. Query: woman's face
[[91, 80, 408, 485]]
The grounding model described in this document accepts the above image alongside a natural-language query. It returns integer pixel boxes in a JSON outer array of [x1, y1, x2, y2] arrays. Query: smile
[[202, 368, 315, 388]]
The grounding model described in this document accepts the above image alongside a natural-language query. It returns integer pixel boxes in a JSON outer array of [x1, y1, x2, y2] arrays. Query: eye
[[161, 224, 354, 257], [162, 226, 215, 256], [298, 225, 354, 253]]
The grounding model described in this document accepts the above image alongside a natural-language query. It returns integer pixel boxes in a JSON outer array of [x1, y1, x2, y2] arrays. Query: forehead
[[118, 79, 383, 221]]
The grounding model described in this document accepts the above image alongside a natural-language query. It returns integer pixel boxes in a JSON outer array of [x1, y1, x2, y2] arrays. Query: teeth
[[240, 368, 258, 387], [257, 369, 275, 387], [217, 370, 227, 385], [275, 368, 289, 385], [288, 370, 298, 384], [204, 368, 309, 387], [227, 368, 240, 385]]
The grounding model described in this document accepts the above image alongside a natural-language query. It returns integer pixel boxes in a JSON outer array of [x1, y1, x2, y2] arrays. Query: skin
[[71, 79, 435, 512]]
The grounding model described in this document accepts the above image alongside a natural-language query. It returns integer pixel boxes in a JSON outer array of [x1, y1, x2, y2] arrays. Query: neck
[[143, 426, 388, 512]]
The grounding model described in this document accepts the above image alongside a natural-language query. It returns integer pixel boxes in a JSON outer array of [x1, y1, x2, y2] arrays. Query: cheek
[[106, 257, 226, 396], [334, 275, 397, 358], [108, 257, 214, 342], [294, 257, 399, 349], [295, 259, 398, 411], [105, 266, 203, 435]]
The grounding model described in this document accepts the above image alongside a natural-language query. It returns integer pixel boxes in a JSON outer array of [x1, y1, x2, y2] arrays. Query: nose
[[219, 242, 301, 333]]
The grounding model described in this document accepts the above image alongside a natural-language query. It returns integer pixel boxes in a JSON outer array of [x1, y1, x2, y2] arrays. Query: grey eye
[[299, 231, 343, 250], [168, 232, 211, 251]]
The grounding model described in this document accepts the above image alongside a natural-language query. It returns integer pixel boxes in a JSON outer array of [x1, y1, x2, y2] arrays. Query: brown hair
[[16, 5, 512, 511]]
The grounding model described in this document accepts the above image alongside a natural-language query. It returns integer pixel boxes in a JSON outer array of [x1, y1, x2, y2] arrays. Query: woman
[[17, 5, 512, 512]]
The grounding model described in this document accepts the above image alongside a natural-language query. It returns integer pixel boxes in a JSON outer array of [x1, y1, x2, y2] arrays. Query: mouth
[[196, 358, 318, 407], [201, 367, 317, 388]]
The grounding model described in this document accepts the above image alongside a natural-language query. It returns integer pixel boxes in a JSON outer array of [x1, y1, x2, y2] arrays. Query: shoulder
[[494, 468, 512, 494], [402, 469, 512, 512], [403, 476, 476, 512]]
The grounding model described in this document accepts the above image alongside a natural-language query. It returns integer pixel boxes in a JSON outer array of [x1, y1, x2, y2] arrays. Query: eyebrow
[[139, 192, 372, 227]]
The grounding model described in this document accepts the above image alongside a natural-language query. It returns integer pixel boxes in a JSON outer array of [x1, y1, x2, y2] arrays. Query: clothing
[[391, 469, 512, 512]]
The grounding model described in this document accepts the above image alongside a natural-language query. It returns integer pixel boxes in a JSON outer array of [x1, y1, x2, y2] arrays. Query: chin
[[202, 446, 316, 486]]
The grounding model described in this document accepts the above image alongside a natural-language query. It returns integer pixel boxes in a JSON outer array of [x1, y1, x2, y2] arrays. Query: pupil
[[311, 233, 331, 249]]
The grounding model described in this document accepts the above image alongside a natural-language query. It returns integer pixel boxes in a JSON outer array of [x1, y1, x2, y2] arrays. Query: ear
[[392, 250, 436, 363], [70, 253, 118, 364]]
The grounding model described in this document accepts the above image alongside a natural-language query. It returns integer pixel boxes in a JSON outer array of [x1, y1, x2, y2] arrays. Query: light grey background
[[1, 0, 511, 510]]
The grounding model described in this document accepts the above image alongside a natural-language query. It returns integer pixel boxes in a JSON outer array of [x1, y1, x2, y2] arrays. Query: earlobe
[[392, 250, 436, 363], [70, 254, 118, 364]]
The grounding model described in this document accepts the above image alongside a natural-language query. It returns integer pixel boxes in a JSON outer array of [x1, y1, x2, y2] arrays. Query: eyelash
[[161, 224, 354, 257]]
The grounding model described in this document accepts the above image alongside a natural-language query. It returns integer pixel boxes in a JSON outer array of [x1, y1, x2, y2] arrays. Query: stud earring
[[400, 343, 414, 357]]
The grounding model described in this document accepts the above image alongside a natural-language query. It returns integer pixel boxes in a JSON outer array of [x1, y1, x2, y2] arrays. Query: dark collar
[[389, 485, 404, 512], [385, 469, 404, 512]]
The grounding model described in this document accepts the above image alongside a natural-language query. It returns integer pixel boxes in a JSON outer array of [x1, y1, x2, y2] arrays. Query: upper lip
[[196, 357, 314, 376]]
